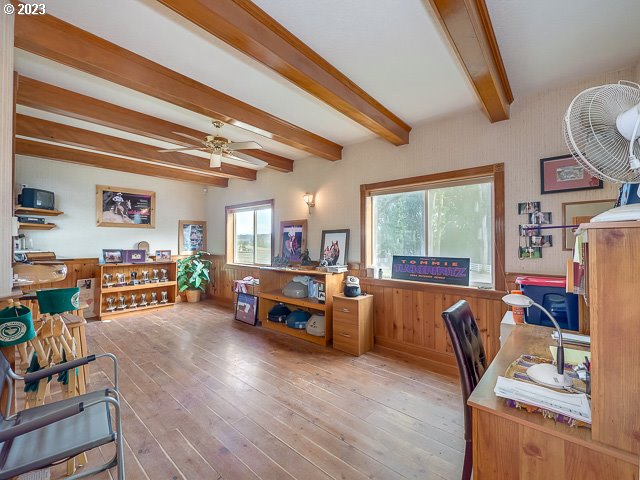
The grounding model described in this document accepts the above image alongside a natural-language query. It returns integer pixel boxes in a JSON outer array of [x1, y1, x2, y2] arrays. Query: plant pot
[[185, 289, 201, 303]]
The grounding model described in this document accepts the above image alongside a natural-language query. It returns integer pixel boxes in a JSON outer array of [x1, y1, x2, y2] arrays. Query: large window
[[225, 200, 273, 266], [363, 165, 504, 288]]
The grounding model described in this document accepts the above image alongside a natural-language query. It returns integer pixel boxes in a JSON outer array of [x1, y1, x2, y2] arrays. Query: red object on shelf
[[515, 276, 566, 288]]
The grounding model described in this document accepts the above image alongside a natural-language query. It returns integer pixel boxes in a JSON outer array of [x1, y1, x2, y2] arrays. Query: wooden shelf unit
[[97, 261, 177, 320], [258, 267, 345, 346], [15, 206, 64, 216], [18, 222, 56, 230]]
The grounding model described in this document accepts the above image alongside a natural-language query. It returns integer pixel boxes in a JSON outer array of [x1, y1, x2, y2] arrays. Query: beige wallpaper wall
[[207, 65, 637, 276]]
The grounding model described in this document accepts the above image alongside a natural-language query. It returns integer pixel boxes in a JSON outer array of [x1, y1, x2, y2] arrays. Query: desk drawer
[[333, 297, 360, 316], [333, 309, 358, 325], [333, 324, 358, 355]]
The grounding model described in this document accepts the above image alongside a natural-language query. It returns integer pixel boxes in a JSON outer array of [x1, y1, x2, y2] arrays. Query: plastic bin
[[515, 276, 579, 331]]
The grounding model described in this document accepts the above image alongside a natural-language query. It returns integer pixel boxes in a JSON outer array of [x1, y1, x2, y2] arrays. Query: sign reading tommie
[[391, 256, 470, 287]]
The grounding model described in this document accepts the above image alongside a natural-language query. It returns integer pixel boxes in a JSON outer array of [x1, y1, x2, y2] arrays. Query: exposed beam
[[13, 10, 343, 160], [426, 0, 513, 122], [16, 76, 294, 172], [15, 138, 228, 187], [15, 114, 257, 180], [157, 0, 411, 146]]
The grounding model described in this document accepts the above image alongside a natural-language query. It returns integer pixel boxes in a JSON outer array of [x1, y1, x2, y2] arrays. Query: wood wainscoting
[[20, 257, 99, 291], [360, 279, 507, 374], [209, 256, 507, 374], [210, 255, 260, 306]]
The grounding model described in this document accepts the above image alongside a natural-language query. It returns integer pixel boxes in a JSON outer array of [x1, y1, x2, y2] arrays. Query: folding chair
[[0, 351, 125, 479]]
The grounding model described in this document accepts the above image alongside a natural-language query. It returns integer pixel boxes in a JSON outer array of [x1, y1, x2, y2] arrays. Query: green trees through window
[[372, 181, 493, 286]]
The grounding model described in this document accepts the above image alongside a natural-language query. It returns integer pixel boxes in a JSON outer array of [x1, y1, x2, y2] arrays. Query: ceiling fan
[[158, 120, 266, 168]]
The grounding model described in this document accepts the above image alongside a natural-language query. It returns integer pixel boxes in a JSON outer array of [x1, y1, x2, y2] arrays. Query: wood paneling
[[473, 410, 638, 479], [14, 12, 343, 160], [209, 256, 506, 373], [470, 325, 639, 479], [361, 278, 507, 374], [586, 223, 640, 454], [15, 138, 229, 187], [425, 0, 513, 122], [158, 0, 411, 146], [16, 114, 255, 180], [20, 257, 98, 291], [16, 76, 294, 172]]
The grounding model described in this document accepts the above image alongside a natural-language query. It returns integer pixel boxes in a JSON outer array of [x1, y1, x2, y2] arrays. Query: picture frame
[[320, 229, 350, 266], [179, 220, 207, 255], [102, 249, 123, 264], [562, 199, 616, 250], [235, 292, 258, 326], [155, 250, 172, 261], [517, 201, 540, 214], [529, 211, 552, 225], [122, 249, 146, 263], [519, 246, 542, 260], [96, 185, 155, 228], [540, 155, 603, 194], [280, 219, 307, 264]]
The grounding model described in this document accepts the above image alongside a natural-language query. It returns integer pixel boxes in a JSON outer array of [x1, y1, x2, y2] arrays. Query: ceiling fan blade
[[226, 141, 263, 151], [210, 151, 222, 169], [173, 131, 206, 144], [228, 152, 268, 168], [158, 146, 206, 153]]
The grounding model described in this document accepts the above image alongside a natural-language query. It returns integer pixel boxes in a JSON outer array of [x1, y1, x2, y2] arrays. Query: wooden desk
[[468, 324, 639, 479]]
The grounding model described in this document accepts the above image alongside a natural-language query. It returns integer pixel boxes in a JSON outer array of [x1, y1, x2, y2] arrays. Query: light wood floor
[[53, 301, 465, 480]]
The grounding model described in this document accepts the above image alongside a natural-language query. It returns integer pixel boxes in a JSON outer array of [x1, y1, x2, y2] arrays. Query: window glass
[[233, 210, 255, 265], [370, 180, 493, 287], [255, 208, 272, 265]]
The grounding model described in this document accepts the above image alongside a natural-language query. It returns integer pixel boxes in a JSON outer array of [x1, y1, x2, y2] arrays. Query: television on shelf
[[18, 188, 55, 210]]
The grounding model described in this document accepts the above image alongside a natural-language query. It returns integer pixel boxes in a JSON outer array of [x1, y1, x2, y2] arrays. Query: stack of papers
[[494, 376, 591, 424]]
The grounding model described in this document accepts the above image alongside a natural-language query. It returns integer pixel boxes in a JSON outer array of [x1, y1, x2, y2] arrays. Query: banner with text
[[391, 256, 470, 286]]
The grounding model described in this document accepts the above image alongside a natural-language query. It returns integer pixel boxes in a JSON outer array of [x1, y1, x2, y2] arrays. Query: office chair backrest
[[0, 352, 12, 421], [36, 288, 80, 315], [441, 300, 487, 441]]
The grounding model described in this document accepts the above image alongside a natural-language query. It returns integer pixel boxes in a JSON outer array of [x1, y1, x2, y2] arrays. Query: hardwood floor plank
[[69, 301, 465, 480]]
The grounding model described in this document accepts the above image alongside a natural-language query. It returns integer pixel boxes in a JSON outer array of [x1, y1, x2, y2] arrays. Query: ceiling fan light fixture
[[210, 150, 222, 169]]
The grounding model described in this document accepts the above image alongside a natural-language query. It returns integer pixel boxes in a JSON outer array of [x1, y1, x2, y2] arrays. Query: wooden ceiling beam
[[157, 0, 411, 146], [15, 138, 228, 187], [15, 114, 256, 180], [426, 0, 513, 122], [16, 76, 294, 172], [13, 11, 343, 160]]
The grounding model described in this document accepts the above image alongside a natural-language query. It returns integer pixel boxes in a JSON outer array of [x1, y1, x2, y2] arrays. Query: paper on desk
[[550, 346, 590, 365], [494, 376, 591, 424]]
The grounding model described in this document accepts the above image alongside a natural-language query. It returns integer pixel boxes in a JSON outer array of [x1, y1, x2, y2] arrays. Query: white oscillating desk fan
[[563, 81, 640, 221]]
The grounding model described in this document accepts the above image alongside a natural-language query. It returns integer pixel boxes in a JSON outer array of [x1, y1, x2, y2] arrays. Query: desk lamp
[[502, 293, 572, 388]]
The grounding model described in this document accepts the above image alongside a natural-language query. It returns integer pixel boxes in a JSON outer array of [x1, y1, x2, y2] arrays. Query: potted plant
[[177, 251, 212, 303]]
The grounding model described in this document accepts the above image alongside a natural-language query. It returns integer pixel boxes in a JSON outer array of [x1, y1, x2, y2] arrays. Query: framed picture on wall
[[280, 219, 307, 264], [562, 199, 616, 250], [96, 185, 155, 228], [179, 220, 207, 255], [320, 229, 350, 266], [540, 155, 603, 194]]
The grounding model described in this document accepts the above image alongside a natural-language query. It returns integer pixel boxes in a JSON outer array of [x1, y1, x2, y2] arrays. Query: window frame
[[360, 164, 505, 290], [225, 199, 274, 266]]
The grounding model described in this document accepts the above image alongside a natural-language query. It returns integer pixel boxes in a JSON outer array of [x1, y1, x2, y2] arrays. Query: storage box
[[516, 276, 579, 331]]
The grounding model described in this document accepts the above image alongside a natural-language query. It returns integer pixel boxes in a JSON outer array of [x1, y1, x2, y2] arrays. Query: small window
[[363, 165, 503, 289], [226, 200, 274, 266]]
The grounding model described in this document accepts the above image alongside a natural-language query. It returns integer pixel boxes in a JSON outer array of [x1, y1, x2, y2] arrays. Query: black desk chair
[[442, 300, 487, 480], [0, 351, 125, 479]]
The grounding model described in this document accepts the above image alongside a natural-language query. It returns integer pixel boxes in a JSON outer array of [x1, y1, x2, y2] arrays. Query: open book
[[494, 376, 591, 424]]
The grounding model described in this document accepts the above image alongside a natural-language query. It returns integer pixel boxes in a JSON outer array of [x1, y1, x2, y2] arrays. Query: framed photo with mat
[[320, 229, 350, 266], [96, 185, 155, 228], [562, 199, 616, 250], [540, 155, 603, 194], [280, 219, 307, 264], [235, 292, 258, 326], [179, 220, 207, 255]]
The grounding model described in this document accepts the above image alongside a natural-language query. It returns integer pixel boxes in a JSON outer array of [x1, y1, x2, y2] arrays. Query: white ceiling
[[487, 0, 640, 97], [15, 0, 640, 178]]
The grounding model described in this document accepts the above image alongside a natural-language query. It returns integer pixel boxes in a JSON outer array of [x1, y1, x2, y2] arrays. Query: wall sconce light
[[303, 193, 315, 214]]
